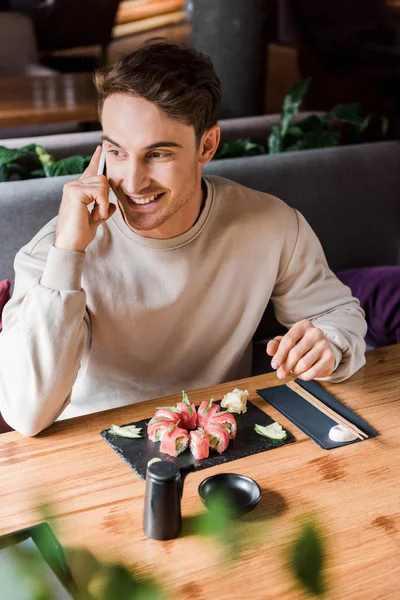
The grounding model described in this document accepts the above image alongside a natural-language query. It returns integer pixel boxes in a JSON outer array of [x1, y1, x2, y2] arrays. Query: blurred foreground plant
[[0, 495, 326, 599]]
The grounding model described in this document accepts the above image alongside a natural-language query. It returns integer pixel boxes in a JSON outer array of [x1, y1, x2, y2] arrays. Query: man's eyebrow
[[144, 141, 183, 151], [101, 135, 124, 148], [100, 137, 183, 152]]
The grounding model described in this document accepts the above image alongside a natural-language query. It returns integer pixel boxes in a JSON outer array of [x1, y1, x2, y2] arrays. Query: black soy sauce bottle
[[143, 461, 182, 540]]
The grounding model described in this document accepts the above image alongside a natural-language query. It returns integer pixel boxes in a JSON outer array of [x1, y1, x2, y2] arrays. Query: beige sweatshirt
[[0, 176, 366, 435]]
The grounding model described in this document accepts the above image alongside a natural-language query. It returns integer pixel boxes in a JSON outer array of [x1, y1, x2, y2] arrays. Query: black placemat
[[257, 379, 378, 450], [100, 400, 295, 480]]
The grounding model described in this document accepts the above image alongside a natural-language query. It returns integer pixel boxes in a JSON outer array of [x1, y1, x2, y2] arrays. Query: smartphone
[[97, 145, 106, 177]]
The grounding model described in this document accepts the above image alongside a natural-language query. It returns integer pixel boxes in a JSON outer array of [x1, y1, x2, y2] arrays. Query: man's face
[[101, 94, 203, 238]]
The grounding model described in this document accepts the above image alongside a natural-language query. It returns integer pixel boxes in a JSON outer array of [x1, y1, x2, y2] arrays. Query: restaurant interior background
[[0, 0, 399, 137]]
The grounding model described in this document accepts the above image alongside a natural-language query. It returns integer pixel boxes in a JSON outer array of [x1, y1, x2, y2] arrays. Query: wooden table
[[0, 73, 98, 127], [0, 346, 399, 599]]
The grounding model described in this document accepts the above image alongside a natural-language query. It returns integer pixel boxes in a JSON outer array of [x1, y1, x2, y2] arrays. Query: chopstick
[[286, 380, 368, 440]]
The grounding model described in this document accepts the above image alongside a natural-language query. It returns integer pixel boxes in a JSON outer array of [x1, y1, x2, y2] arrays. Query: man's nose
[[125, 161, 151, 194]]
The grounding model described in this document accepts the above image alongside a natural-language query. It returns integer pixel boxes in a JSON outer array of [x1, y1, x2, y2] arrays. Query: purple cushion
[[336, 267, 400, 348], [0, 279, 11, 333]]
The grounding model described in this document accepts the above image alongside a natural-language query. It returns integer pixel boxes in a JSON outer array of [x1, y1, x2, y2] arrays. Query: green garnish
[[147, 457, 162, 467], [254, 422, 287, 441], [198, 427, 206, 438], [201, 397, 214, 415], [109, 424, 142, 439], [167, 423, 179, 434], [148, 416, 175, 425], [182, 390, 192, 418], [211, 411, 229, 418], [156, 406, 180, 413]]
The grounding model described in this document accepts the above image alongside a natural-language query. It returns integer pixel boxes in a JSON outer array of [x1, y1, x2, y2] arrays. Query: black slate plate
[[100, 400, 295, 481]]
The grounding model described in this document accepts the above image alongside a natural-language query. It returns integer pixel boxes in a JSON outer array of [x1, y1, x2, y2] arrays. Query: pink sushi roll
[[147, 418, 176, 442], [176, 390, 197, 430], [204, 423, 230, 454], [208, 411, 237, 439], [160, 425, 189, 457], [189, 428, 210, 460], [153, 407, 181, 424], [197, 398, 220, 428]]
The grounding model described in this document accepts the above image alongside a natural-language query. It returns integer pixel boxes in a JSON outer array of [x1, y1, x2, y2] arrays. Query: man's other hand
[[266, 319, 336, 380]]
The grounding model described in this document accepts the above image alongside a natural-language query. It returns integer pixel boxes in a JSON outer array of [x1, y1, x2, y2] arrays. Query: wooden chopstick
[[286, 381, 368, 440]]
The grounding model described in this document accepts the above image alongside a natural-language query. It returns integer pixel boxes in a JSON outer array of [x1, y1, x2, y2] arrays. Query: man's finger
[[270, 321, 308, 370], [297, 353, 335, 381], [266, 336, 283, 357], [80, 145, 102, 180], [276, 337, 317, 379], [288, 344, 325, 377]]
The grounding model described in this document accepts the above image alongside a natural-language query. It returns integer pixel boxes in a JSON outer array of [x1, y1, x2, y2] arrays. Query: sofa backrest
[[1, 140, 399, 292]]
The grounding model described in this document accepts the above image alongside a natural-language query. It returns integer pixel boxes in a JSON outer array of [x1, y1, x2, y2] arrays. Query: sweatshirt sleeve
[[271, 209, 367, 382], [0, 238, 89, 436]]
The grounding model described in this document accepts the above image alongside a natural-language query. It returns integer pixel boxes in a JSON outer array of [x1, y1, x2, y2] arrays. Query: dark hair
[[94, 38, 221, 142]]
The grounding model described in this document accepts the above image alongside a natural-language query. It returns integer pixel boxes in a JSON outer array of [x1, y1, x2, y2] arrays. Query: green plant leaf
[[381, 116, 389, 136], [97, 564, 166, 600], [44, 155, 86, 177], [292, 114, 326, 133], [289, 521, 326, 596], [284, 130, 340, 152], [329, 103, 363, 124], [0, 146, 24, 167], [268, 124, 283, 154], [214, 138, 266, 160], [280, 77, 312, 137], [35, 145, 55, 167], [0, 164, 7, 182]]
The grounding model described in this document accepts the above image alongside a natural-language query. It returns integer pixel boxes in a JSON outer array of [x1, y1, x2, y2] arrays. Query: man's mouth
[[126, 192, 165, 206]]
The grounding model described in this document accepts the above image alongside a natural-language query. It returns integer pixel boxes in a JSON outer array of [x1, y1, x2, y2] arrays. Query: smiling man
[[0, 40, 367, 436]]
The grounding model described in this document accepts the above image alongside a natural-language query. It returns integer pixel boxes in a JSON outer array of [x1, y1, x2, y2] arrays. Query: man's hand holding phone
[[54, 146, 116, 252]]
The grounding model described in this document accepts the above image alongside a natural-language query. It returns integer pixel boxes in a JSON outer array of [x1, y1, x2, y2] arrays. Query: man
[[0, 40, 367, 436]]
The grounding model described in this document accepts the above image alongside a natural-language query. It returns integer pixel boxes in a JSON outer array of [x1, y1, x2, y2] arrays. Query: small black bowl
[[198, 473, 262, 516]]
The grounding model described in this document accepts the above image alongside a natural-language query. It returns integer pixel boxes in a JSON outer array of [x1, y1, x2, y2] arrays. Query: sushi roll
[[153, 406, 181, 424], [176, 390, 197, 430], [204, 423, 230, 454], [197, 397, 220, 428], [147, 418, 176, 442], [189, 428, 210, 460], [209, 411, 237, 439], [160, 424, 189, 457]]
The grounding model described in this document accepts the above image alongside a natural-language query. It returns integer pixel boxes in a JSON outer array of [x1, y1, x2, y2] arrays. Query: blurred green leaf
[[36, 145, 55, 167], [44, 155, 86, 177], [381, 116, 389, 136], [214, 138, 266, 160], [268, 124, 283, 154], [291, 114, 326, 133], [285, 130, 340, 152], [97, 564, 166, 600], [280, 77, 312, 137], [329, 102, 363, 124], [289, 520, 326, 596], [189, 492, 243, 561]]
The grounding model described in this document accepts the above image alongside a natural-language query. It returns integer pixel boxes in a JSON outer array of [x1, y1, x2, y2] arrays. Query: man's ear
[[198, 125, 220, 165]]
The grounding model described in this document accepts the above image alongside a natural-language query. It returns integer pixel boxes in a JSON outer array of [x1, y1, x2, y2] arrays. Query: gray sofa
[[0, 139, 399, 358]]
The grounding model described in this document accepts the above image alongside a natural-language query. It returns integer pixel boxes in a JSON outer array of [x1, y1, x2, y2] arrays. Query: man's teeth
[[131, 193, 161, 205]]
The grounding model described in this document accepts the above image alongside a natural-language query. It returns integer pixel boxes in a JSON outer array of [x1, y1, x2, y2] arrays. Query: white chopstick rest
[[328, 425, 358, 443]]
